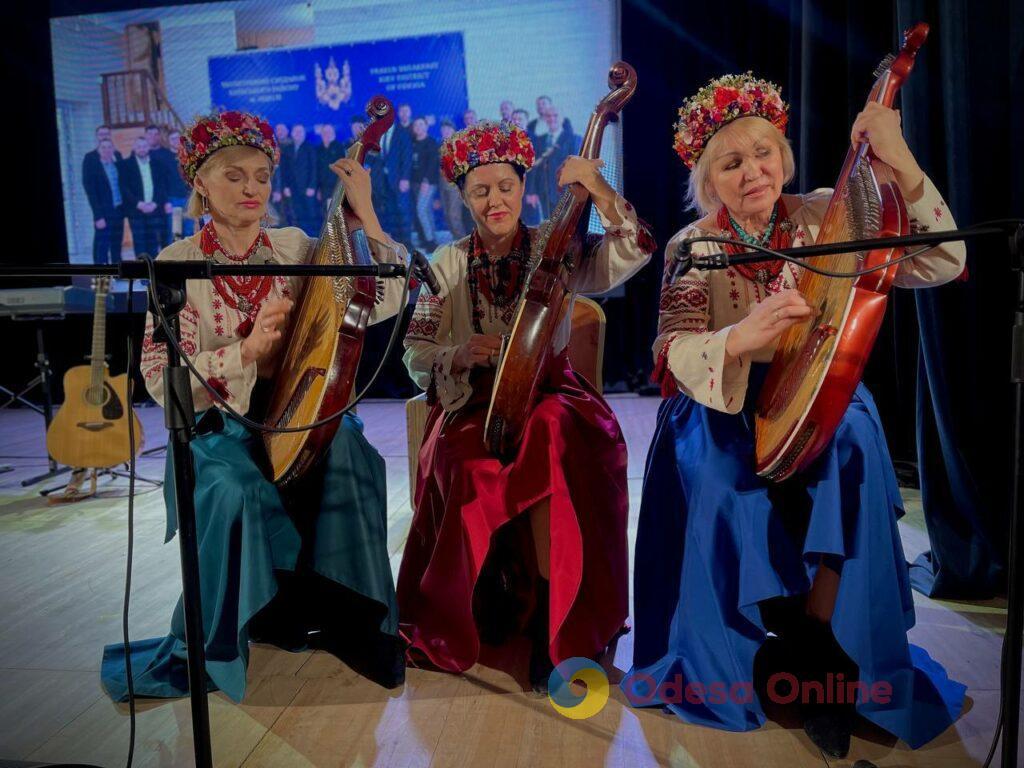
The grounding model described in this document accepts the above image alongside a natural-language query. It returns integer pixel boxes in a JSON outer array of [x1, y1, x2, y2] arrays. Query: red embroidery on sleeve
[[407, 294, 446, 340], [637, 218, 658, 255], [206, 376, 231, 400], [651, 334, 681, 399]]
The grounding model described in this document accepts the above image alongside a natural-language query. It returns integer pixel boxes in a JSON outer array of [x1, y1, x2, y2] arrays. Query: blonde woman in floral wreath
[[101, 110, 409, 703], [397, 120, 657, 690], [622, 74, 966, 757]]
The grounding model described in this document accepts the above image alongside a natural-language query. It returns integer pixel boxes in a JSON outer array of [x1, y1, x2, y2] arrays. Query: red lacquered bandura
[[755, 23, 929, 481]]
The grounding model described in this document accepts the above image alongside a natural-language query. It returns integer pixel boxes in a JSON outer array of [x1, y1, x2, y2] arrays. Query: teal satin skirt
[[101, 412, 401, 703]]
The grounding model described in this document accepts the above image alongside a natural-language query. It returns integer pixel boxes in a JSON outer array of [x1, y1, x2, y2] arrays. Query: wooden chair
[[405, 296, 606, 507]]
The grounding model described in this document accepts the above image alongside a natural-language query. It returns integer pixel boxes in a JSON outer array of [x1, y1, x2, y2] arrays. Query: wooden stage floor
[[0, 397, 1009, 767]]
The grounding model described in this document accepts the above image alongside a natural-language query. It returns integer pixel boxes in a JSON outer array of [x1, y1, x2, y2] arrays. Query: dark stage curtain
[[621, 0, 1020, 597], [895, 0, 1021, 596]]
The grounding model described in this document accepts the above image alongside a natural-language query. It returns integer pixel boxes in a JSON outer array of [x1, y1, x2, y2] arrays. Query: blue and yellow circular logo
[[547, 657, 609, 720]]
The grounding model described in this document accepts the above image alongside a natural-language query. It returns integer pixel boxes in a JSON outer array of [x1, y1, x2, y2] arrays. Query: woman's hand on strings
[[452, 334, 503, 373], [241, 298, 293, 367], [725, 290, 814, 360]]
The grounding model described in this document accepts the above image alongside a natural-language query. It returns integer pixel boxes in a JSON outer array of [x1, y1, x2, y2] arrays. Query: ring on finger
[[773, 309, 781, 322]]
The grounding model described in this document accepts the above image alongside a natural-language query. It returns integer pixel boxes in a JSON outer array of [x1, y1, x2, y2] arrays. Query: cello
[[263, 96, 394, 485], [754, 23, 929, 481], [485, 61, 637, 460]]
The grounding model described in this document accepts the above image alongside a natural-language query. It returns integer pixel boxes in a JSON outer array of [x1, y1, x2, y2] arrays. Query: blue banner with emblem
[[208, 32, 467, 135]]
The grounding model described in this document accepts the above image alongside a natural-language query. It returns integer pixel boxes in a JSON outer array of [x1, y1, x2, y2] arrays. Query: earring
[[261, 212, 271, 228], [202, 195, 210, 213]]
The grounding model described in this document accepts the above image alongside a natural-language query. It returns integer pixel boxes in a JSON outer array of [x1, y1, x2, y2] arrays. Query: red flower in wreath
[[222, 111, 244, 129], [477, 131, 495, 152], [715, 87, 740, 108]]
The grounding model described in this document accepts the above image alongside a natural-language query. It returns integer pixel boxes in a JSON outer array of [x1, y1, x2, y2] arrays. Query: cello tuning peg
[[873, 53, 895, 78]]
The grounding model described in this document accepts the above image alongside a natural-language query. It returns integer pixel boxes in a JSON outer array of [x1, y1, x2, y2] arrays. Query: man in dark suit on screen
[[317, 122, 346, 210], [83, 125, 123, 166], [286, 123, 321, 235], [82, 135, 125, 264], [146, 124, 179, 247], [370, 121, 412, 247], [528, 105, 577, 220], [119, 136, 169, 260], [272, 123, 294, 226]]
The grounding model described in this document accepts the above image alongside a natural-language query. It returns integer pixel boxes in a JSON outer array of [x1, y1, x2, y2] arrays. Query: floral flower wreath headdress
[[177, 110, 280, 186], [440, 120, 535, 186], [673, 72, 789, 169]]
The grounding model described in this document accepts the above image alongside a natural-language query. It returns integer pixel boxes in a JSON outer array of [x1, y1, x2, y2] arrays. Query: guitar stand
[[103, 466, 163, 487], [38, 464, 163, 498]]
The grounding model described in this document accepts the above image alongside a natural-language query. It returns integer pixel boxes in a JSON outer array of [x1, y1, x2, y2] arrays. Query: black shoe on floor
[[796, 616, 858, 759], [802, 703, 853, 758]]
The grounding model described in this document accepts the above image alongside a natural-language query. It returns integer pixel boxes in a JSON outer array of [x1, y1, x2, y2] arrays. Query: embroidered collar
[[199, 221, 278, 335], [466, 221, 532, 333], [199, 221, 275, 264]]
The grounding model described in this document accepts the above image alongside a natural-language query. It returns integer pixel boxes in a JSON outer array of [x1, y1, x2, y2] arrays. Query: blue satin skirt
[[622, 368, 965, 749]]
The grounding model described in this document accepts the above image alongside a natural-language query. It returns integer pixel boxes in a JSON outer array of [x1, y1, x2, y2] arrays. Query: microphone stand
[[673, 222, 1023, 768], [670, 224, 1010, 279], [4, 258, 411, 768]]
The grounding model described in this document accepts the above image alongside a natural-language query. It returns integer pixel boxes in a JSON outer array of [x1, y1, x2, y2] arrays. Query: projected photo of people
[[50, 0, 622, 263]]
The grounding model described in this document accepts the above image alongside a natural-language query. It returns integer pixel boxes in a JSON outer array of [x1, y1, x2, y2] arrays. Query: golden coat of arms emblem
[[315, 57, 352, 110]]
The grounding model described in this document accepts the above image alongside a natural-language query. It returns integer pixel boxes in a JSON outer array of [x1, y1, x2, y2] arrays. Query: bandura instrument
[[263, 96, 394, 485], [755, 23, 929, 481]]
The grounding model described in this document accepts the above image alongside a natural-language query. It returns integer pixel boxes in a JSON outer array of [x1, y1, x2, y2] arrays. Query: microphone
[[411, 249, 441, 294], [670, 238, 732, 281], [171, 206, 183, 241], [669, 239, 694, 283]]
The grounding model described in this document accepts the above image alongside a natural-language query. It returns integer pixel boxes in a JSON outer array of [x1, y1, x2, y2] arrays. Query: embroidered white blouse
[[403, 194, 656, 412], [141, 226, 408, 414], [654, 177, 966, 414]]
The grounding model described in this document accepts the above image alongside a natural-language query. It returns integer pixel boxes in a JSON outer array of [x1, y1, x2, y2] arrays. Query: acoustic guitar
[[46, 277, 144, 468]]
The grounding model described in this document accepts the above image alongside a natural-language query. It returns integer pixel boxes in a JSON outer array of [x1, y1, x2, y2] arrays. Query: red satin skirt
[[397, 352, 629, 673]]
